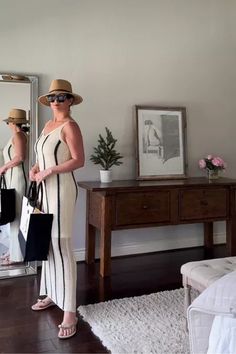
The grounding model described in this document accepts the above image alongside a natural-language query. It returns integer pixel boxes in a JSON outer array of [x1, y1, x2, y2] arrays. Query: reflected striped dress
[[3, 133, 27, 262], [35, 121, 78, 312]]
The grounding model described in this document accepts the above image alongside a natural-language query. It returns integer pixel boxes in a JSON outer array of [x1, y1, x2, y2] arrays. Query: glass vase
[[207, 169, 219, 180]]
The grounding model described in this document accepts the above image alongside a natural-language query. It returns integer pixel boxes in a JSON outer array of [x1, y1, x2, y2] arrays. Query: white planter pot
[[100, 170, 112, 183]]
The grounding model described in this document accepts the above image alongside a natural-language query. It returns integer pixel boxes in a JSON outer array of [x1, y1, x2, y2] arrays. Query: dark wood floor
[[0, 245, 227, 353]]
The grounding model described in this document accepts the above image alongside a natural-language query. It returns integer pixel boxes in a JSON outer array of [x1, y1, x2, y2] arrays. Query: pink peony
[[216, 157, 225, 167], [199, 159, 206, 169], [198, 155, 226, 172], [212, 157, 225, 168]]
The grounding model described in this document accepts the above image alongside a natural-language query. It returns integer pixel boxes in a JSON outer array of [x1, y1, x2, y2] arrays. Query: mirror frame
[[0, 73, 38, 279]]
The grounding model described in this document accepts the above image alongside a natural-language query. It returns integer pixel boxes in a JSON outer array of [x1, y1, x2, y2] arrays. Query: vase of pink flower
[[198, 155, 226, 180]]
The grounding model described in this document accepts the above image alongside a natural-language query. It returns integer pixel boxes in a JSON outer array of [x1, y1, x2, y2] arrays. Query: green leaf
[[90, 127, 123, 170]]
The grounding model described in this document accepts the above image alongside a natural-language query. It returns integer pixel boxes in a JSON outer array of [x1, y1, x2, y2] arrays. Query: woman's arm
[[29, 121, 51, 181], [0, 132, 27, 175], [34, 121, 85, 183]]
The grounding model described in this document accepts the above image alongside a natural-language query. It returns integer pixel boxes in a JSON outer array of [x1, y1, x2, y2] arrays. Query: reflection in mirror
[[0, 74, 38, 278]]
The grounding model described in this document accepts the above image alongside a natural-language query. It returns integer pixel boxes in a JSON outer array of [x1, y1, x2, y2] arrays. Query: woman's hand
[[29, 164, 40, 181], [29, 169, 37, 181], [0, 166, 7, 175], [34, 168, 52, 183]]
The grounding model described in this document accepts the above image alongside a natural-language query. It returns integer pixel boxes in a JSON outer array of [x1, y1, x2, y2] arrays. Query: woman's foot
[[0, 255, 16, 266], [58, 318, 78, 339], [58, 312, 78, 339], [0, 251, 10, 260], [31, 297, 56, 311]]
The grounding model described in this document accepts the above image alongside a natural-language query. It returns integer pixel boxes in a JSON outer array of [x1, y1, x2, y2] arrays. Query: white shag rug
[[78, 288, 197, 354]]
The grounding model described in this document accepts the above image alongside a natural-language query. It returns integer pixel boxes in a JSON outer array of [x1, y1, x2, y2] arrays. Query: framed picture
[[135, 105, 187, 180]]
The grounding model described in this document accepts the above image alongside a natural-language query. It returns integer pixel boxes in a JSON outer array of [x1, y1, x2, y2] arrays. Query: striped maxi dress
[[35, 121, 78, 312], [3, 133, 27, 262]]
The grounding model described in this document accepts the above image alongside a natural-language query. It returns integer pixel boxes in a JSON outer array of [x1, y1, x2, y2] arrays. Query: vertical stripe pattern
[[2, 135, 28, 262], [35, 122, 77, 312]]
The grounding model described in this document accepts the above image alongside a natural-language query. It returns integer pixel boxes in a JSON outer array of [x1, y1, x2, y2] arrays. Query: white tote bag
[[19, 196, 34, 241]]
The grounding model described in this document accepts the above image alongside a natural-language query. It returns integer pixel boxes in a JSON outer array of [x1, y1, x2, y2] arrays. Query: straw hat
[[38, 79, 83, 106], [2, 74, 29, 81], [3, 108, 28, 124]]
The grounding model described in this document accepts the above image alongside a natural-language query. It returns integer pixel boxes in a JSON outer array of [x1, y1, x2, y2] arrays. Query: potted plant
[[90, 127, 123, 183]]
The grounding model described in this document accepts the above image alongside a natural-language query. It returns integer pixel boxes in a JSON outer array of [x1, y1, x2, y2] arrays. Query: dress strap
[[58, 120, 71, 132], [58, 120, 74, 142]]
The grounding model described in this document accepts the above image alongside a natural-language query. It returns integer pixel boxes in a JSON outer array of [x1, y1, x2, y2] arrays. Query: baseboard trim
[[74, 233, 226, 262]]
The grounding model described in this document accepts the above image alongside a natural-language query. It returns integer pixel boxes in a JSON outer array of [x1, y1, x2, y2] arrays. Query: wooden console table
[[78, 178, 236, 277]]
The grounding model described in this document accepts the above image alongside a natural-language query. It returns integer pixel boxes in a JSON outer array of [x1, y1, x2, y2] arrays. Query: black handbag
[[0, 174, 15, 225], [18, 182, 53, 262]]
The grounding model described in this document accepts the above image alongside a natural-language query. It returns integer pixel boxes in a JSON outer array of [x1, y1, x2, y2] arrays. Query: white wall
[[1, 0, 236, 260]]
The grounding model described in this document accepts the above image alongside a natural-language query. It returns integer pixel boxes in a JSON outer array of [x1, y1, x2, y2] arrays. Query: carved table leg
[[99, 195, 112, 277], [204, 222, 214, 258], [85, 223, 96, 264], [226, 219, 236, 256], [99, 277, 112, 302], [85, 190, 96, 264], [226, 187, 236, 256]]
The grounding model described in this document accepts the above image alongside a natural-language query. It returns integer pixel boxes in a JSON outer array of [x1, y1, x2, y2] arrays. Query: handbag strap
[[0, 174, 7, 189], [27, 181, 43, 210], [36, 182, 44, 211], [27, 181, 37, 203]]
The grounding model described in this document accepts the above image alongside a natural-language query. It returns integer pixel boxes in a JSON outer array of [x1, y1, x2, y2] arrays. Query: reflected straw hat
[[2, 74, 29, 81], [38, 79, 83, 106], [3, 108, 28, 124]]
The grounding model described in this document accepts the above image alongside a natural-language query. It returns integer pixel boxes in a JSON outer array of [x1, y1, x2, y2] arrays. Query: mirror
[[0, 73, 38, 278]]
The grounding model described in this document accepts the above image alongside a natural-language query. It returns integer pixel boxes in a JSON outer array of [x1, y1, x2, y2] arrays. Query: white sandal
[[0, 252, 10, 260], [31, 298, 56, 311], [58, 317, 78, 339]]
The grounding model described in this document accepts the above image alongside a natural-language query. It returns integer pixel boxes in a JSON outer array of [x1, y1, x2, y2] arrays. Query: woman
[[0, 108, 28, 265], [30, 79, 85, 339]]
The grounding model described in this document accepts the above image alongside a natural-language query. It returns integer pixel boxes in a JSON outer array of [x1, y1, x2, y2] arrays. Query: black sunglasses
[[46, 93, 72, 103]]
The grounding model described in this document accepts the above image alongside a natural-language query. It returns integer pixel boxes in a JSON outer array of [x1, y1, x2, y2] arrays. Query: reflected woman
[[0, 108, 28, 265]]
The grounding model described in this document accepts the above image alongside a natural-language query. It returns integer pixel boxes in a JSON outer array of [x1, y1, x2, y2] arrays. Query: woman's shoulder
[[64, 119, 81, 130], [13, 130, 27, 143], [15, 130, 27, 139], [62, 119, 82, 139]]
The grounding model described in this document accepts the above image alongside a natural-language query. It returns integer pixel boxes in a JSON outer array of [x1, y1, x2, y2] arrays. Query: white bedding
[[207, 315, 236, 354], [187, 270, 236, 354]]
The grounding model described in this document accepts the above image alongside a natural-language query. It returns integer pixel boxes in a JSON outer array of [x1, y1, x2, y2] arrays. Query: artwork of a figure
[[143, 119, 163, 159], [137, 106, 186, 179], [142, 115, 180, 163]]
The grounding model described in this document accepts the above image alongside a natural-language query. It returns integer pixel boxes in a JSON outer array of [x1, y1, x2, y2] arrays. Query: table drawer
[[115, 191, 170, 226], [179, 188, 228, 221]]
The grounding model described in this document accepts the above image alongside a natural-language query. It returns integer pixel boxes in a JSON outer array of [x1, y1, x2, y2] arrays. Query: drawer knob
[[142, 205, 148, 209]]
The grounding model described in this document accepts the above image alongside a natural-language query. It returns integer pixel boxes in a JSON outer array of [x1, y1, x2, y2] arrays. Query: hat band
[[9, 117, 26, 119], [49, 89, 72, 93]]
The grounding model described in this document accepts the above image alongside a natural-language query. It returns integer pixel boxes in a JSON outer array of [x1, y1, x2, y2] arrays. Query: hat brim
[[2, 75, 13, 81], [38, 92, 83, 106], [3, 117, 28, 124], [2, 74, 29, 81]]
